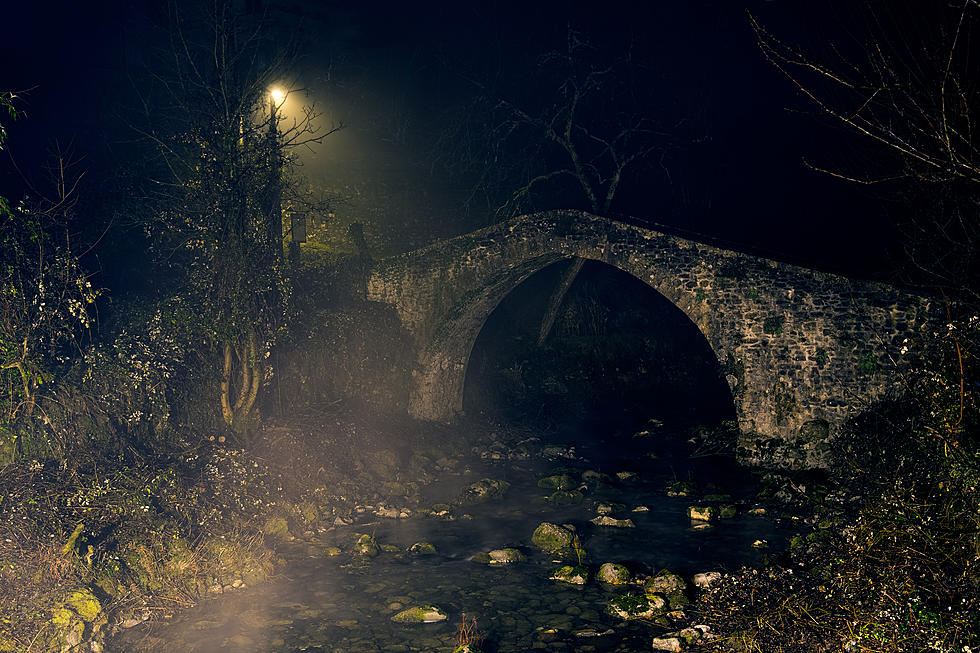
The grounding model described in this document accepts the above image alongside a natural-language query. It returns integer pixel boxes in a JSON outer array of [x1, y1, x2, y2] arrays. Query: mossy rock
[[390, 606, 448, 624], [597, 562, 631, 584], [581, 470, 612, 485], [645, 570, 687, 595], [457, 478, 511, 505], [606, 593, 666, 620], [688, 505, 718, 522], [408, 541, 436, 556], [719, 505, 738, 519], [531, 522, 575, 555], [472, 548, 526, 565], [590, 515, 635, 528], [548, 490, 584, 506], [48, 588, 107, 653], [538, 474, 576, 490], [550, 565, 590, 585], [59, 588, 103, 623], [353, 534, 379, 557]]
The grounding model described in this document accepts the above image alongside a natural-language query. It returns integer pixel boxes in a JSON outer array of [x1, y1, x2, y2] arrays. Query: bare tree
[[433, 27, 683, 223], [750, 1, 980, 299]]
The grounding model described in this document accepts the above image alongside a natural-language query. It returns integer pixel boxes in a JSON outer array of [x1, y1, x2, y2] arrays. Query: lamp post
[[267, 87, 285, 265]]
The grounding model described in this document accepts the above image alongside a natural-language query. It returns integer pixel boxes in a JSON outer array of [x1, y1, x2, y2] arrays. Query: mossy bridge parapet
[[366, 209, 929, 469]]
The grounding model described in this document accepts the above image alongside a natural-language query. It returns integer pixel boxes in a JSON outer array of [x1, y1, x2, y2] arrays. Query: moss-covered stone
[[590, 515, 635, 528], [63, 589, 102, 622], [390, 606, 448, 624], [550, 565, 590, 585], [531, 522, 575, 554], [548, 490, 584, 506], [353, 534, 379, 557], [645, 570, 688, 595], [457, 478, 510, 505], [597, 562, 631, 584], [408, 541, 436, 556], [581, 470, 612, 485], [606, 593, 667, 620], [474, 548, 525, 565], [537, 474, 575, 490], [48, 588, 106, 653], [688, 505, 718, 522]]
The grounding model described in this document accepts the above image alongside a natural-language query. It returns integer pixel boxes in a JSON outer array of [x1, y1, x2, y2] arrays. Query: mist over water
[[114, 415, 789, 653]]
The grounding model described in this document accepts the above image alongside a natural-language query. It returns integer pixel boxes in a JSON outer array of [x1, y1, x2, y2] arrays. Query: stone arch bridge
[[366, 210, 929, 469]]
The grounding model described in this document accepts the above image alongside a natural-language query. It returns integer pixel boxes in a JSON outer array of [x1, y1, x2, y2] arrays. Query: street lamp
[[269, 87, 285, 109], [266, 87, 284, 264]]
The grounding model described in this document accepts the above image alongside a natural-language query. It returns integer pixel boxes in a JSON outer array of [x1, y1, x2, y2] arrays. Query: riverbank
[[2, 407, 977, 652], [0, 407, 475, 652]]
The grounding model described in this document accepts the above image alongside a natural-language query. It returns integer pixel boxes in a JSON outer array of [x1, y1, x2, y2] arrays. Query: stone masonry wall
[[367, 210, 932, 469]]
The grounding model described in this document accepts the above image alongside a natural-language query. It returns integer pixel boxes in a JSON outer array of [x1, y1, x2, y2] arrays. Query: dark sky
[[0, 0, 912, 281]]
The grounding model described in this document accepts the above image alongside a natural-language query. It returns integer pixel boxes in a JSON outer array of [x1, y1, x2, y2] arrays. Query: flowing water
[[113, 425, 792, 652]]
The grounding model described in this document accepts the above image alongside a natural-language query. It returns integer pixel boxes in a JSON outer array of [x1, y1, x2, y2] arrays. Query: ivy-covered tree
[[132, 2, 337, 440]]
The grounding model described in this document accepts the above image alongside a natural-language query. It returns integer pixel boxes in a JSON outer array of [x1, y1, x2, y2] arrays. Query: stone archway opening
[[461, 258, 737, 449]]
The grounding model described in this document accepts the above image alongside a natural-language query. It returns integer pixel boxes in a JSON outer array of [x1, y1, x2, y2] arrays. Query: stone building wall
[[366, 210, 932, 469]]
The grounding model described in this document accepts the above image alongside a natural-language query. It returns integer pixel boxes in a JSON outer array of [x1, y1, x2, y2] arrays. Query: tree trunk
[[219, 329, 263, 440], [537, 257, 585, 346]]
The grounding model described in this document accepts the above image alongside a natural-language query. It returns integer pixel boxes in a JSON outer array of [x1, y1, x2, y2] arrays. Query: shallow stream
[[114, 425, 792, 652]]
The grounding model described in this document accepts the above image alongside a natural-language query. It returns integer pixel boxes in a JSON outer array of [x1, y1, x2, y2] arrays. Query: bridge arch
[[367, 210, 928, 469], [461, 257, 739, 429]]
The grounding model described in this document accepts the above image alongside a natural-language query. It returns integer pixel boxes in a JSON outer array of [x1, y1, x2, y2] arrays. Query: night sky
[[1, 0, 913, 284]]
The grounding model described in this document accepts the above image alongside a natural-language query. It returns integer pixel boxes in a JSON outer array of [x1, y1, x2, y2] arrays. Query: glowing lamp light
[[270, 87, 286, 106]]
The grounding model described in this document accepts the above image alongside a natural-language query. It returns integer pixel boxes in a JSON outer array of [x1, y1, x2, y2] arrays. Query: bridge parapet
[[368, 210, 930, 469]]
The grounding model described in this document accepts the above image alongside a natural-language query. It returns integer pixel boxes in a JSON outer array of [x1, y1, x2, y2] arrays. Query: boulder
[[595, 502, 626, 515], [390, 606, 448, 624], [550, 565, 589, 585], [548, 490, 584, 505], [597, 562, 631, 584], [692, 571, 722, 589], [688, 505, 718, 522], [590, 515, 635, 528], [719, 504, 738, 519], [537, 474, 576, 490], [531, 522, 575, 554], [408, 541, 436, 556], [651, 626, 708, 651], [606, 593, 667, 620], [457, 478, 510, 505], [353, 534, 379, 557], [472, 548, 526, 565], [645, 570, 687, 595]]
